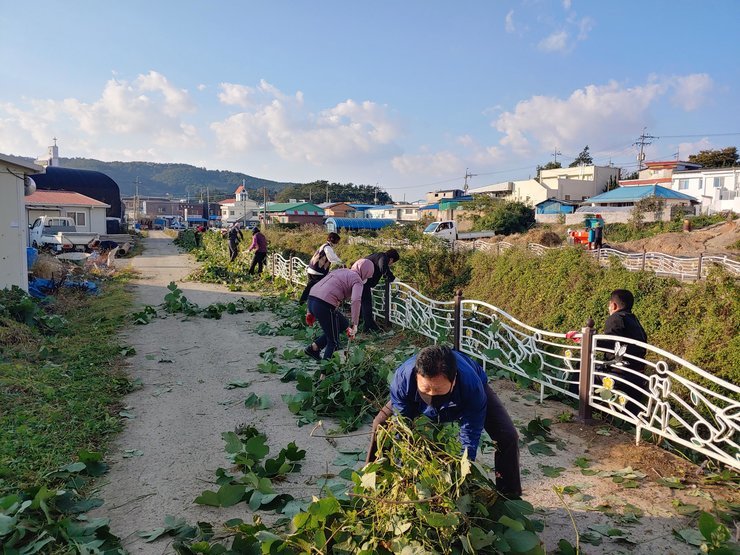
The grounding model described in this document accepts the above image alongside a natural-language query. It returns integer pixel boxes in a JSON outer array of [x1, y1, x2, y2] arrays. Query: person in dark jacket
[[227, 222, 243, 262], [351, 249, 400, 332], [366, 345, 522, 498], [299, 233, 343, 303], [599, 289, 648, 414]]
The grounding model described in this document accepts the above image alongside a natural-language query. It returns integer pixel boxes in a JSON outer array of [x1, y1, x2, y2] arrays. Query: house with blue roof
[[577, 184, 698, 222]]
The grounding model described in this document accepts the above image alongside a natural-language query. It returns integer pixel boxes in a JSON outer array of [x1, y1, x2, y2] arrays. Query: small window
[[712, 177, 725, 188], [678, 179, 690, 190], [564, 195, 571, 200], [65, 212, 86, 226]]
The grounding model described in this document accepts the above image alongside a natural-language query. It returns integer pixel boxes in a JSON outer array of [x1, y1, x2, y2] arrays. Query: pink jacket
[[309, 259, 375, 326]]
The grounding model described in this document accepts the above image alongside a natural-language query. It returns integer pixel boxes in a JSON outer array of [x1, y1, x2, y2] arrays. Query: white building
[[0, 154, 43, 291], [670, 167, 739, 214], [364, 204, 420, 222], [219, 185, 259, 224], [25, 190, 110, 234], [469, 165, 620, 206]]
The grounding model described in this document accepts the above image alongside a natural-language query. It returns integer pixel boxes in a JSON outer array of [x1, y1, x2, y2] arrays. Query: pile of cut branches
[[172, 417, 545, 554]]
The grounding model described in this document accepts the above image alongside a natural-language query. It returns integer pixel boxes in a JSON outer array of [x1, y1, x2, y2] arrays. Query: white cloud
[[563, 0, 572, 9], [538, 30, 569, 52], [211, 81, 401, 165], [677, 138, 713, 159], [391, 151, 461, 176], [493, 79, 667, 155], [671, 73, 713, 111], [577, 16, 594, 40], [197, 84, 207, 91], [0, 72, 202, 161], [505, 10, 516, 33]]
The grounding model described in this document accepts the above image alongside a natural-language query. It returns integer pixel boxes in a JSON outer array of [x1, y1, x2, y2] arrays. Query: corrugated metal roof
[[418, 203, 439, 210], [325, 217, 395, 230], [25, 190, 110, 207], [265, 202, 324, 214], [586, 185, 697, 203]]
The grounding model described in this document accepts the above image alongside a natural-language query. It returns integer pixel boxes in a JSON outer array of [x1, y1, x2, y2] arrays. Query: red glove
[[346, 325, 357, 339], [565, 330, 581, 343], [305, 313, 316, 326]]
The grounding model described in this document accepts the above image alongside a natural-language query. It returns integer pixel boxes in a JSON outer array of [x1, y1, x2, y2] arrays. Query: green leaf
[[138, 527, 167, 542], [503, 529, 539, 552], [217, 484, 246, 507], [573, 457, 590, 469], [308, 497, 341, 520], [222, 431, 242, 454], [245, 435, 269, 459], [580, 531, 603, 545], [468, 527, 495, 550], [225, 381, 250, 389], [193, 490, 220, 506], [555, 538, 577, 555], [423, 512, 460, 528], [527, 441, 554, 456], [498, 515, 525, 532], [698, 511, 720, 540], [360, 471, 376, 490], [674, 528, 705, 546], [540, 465, 566, 478], [657, 477, 686, 489]]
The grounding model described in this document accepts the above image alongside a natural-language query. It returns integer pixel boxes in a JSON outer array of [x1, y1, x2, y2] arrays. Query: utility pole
[[463, 168, 478, 194], [242, 178, 247, 224], [325, 182, 329, 203], [633, 127, 658, 172], [133, 177, 141, 225], [374, 183, 378, 205], [263, 187, 267, 228], [551, 147, 563, 165]]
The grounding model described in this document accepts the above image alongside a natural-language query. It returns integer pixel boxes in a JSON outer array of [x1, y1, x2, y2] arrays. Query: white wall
[[0, 160, 33, 291], [89, 207, 107, 234], [671, 169, 739, 214]]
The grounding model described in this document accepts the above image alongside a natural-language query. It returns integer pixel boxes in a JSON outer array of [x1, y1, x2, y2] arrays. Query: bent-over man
[[367, 345, 522, 498]]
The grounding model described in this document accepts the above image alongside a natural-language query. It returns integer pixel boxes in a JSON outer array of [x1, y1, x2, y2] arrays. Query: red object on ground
[[305, 313, 316, 326]]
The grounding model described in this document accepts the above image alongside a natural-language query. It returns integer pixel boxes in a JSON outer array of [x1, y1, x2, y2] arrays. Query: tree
[[604, 175, 619, 192], [621, 169, 639, 180], [569, 145, 593, 167], [463, 198, 535, 234], [535, 161, 562, 181], [687, 147, 738, 168], [275, 181, 392, 204]]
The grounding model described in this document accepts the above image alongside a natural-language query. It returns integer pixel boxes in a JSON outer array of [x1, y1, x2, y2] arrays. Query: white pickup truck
[[423, 220, 496, 241], [29, 216, 99, 252]]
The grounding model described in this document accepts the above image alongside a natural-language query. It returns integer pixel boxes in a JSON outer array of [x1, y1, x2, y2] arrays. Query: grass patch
[[0, 275, 134, 494]]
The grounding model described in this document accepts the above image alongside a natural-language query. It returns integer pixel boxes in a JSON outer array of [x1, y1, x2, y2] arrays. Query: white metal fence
[[269, 252, 740, 470], [347, 235, 740, 280]]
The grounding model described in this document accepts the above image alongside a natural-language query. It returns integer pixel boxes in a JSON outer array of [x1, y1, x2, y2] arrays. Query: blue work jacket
[[390, 350, 488, 460]]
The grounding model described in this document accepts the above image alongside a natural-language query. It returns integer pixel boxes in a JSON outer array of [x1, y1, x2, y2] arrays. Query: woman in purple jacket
[[305, 259, 375, 360]]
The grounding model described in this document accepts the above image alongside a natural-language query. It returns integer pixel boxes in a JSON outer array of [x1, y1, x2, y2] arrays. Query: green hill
[[55, 158, 301, 200]]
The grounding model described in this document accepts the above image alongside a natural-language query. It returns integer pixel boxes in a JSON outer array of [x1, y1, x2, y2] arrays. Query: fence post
[[383, 280, 391, 324], [289, 256, 294, 283], [577, 318, 595, 423], [641, 248, 646, 272], [270, 253, 275, 277], [697, 252, 703, 280], [453, 289, 463, 350]]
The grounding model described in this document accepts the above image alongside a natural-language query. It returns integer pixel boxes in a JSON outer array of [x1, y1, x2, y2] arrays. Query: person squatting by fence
[[299, 233, 343, 304], [304, 259, 375, 360], [351, 249, 400, 333], [366, 345, 522, 499], [247, 227, 268, 275], [227, 222, 243, 263]]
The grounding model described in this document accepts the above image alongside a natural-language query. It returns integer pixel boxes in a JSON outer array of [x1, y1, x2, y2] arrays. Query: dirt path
[[94, 232, 733, 554]]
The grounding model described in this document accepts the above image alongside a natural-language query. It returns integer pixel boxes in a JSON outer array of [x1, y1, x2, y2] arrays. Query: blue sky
[[1, 1, 738, 200]]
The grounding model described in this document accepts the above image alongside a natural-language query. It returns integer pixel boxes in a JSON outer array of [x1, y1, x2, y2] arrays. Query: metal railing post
[[697, 252, 703, 280], [383, 280, 391, 324], [289, 256, 294, 283], [577, 318, 595, 423], [453, 289, 463, 350], [270, 253, 275, 277], [641, 248, 646, 272]]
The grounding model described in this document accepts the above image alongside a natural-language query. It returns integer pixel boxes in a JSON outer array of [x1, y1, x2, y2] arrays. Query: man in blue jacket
[[366, 345, 522, 498]]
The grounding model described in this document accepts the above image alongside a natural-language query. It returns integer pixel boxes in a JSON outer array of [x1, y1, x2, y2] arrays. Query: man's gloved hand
[[305, 312, 316, 326], [565, 330, 582, 343], [346, 325, 358, 339]]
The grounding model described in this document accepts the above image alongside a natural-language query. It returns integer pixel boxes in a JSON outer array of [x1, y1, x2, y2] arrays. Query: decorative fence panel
[[590, 335, 740, 470], [269, 252, 739, 470], [459, 300, 581, 401]]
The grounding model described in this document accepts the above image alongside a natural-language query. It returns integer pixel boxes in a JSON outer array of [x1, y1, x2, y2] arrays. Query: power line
[[657, 132, 740, 139]]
